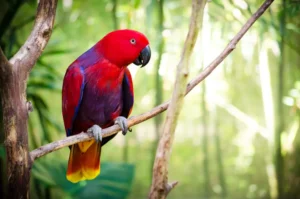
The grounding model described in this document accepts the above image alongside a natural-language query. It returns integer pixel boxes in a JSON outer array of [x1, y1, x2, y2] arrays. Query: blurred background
[[1, 0, 300, 198]]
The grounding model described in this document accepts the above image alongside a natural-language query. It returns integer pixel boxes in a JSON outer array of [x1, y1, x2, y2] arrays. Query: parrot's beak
[[133, 45, 151, 67]]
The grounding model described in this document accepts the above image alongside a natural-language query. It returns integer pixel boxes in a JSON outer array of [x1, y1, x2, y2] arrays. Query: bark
[[0, 0, 57, 198], [0, 48, 31, 198]]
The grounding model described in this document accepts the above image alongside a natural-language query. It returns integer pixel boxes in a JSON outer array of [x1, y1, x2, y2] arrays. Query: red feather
[[62, 64, 84, 136]]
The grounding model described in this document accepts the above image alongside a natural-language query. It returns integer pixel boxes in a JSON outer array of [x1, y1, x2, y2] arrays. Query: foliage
[[31, 153, 135, 199]]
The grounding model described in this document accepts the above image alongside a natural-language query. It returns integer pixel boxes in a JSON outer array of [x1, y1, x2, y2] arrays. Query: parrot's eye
[[130, 39, 136, 45]]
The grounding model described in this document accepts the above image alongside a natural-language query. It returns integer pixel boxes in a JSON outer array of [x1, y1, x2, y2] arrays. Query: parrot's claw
[[87, 125, 102, 142], [114, 116, 129, 135]]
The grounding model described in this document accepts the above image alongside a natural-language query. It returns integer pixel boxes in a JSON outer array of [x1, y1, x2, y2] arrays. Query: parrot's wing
[[62, 65, 85, 136], [121, 68, 134, 118]]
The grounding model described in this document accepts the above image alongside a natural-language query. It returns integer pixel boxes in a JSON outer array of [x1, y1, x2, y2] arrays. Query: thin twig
[[186, 0, 274, 93], [30, 0, 274, 162]]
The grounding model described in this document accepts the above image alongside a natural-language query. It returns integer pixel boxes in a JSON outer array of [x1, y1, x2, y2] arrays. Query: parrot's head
[[98, 29, 151, 67]]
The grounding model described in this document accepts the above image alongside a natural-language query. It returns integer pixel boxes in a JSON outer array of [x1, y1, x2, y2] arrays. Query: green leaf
[[286, 23, 300, 34], [73, 162, 135, 199], [27, 81, 61, 92], [36, 59, 63, 77], [32, 155, 135, 199], [42, 49, 72, 56]]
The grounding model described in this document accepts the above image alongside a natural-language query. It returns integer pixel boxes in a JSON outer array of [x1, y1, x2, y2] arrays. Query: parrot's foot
[[87, 125, 102, 142], [114, 116, 130, 135]]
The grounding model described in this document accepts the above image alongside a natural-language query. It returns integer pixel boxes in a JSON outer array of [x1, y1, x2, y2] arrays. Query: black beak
[[133, 45, 151, 67]]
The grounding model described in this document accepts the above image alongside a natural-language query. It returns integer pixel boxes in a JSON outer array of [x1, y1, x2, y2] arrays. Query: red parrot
[[62, 29, 151, 183]]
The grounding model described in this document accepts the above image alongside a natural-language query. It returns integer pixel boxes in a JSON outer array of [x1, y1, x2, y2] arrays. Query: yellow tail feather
[[66, 140, 101, 183]]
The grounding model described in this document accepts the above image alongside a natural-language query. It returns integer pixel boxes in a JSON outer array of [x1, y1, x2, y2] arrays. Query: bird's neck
[[85, 61, 125, 86]]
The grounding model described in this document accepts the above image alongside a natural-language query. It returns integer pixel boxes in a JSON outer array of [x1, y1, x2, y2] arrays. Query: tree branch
[[149, 0, 206, 198], [9, 0, 58, 72], [30, 0, 274, 164]]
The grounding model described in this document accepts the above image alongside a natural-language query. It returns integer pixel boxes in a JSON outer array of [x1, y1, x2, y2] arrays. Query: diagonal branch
[[9, 0, 58, 72], [30, 0, 274, 162]]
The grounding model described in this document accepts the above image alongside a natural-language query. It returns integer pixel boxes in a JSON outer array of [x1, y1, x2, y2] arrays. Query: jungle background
[[1, 0, 300, 198]]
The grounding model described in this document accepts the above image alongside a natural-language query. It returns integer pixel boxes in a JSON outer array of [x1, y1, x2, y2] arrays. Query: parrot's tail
[[66, 140, 101, 183]]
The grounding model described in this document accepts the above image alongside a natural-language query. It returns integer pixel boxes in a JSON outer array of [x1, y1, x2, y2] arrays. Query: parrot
[[62, 29, 151, 183]]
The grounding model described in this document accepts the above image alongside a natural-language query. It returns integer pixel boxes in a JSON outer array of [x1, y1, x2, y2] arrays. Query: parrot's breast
[[72, 63, 125, 133]]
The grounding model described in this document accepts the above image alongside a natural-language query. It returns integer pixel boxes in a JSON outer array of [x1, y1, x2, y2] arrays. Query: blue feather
[[67, 66, 85, 136]]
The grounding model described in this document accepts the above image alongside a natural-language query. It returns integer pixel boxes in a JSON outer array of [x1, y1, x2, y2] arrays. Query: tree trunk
[[0, 0, 57, 197], [111, 0, 119, 30], [201, 78, 211, 198], [150, 0, 165, 175], [0, 50, 31, 198], [275, 0, 286, 198], [214, 107, 227, 199]]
